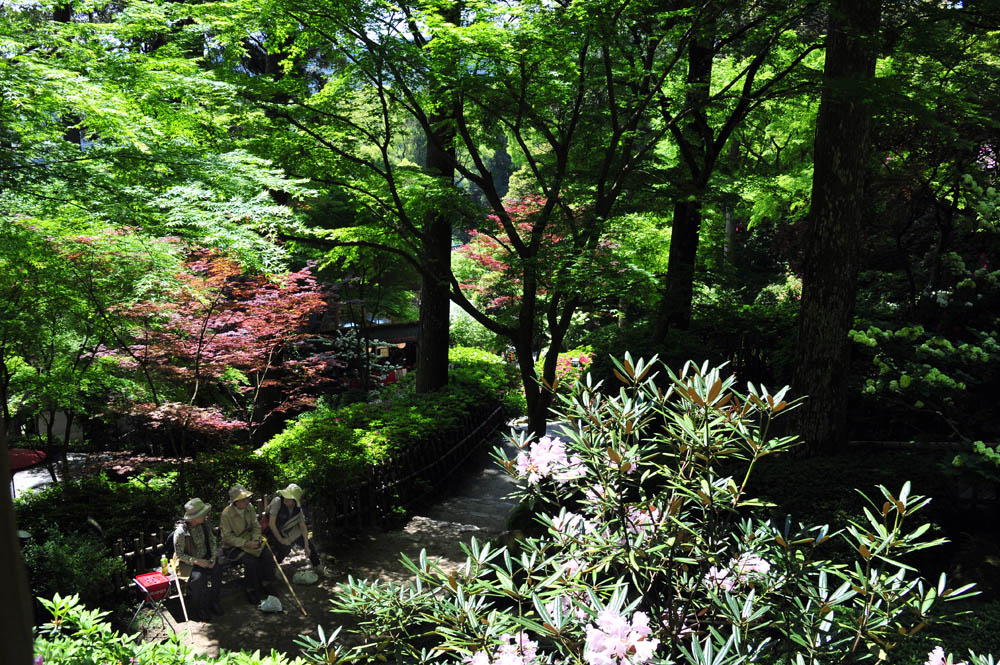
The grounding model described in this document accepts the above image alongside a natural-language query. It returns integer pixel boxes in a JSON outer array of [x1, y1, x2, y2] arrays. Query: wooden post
[[113, 539, 124, 599]]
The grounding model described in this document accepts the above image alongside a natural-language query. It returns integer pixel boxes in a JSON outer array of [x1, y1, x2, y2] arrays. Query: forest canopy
[[4, 0, 1000, 662]]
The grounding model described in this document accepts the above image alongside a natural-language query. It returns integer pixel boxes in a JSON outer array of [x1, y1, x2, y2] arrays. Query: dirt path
[[166, 431, 522, 660]]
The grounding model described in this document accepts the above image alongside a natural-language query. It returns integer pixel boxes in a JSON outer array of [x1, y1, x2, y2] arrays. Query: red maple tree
[[107, 250, 342, 448], [457, 196, 621, 316]]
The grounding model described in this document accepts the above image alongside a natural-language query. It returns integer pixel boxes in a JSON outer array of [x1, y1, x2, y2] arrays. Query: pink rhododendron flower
[[464, 651, 491, 665], [559, 557, 584, 576], [494, 632, 538, 665], [546, 592, 590, 622], [515, 436, 581, 484], [551, 511, 587, 534], [735, 553, 771, 576], [704, 553, 772, 592], [625, 506, 661, 537], [555, 454, 587, 481], [467, 633, 539, 665], [584, 485, 608, 503], [978, 145, 997, 171], [925, 646, 968, 665], [549, 511, 596, 541], [704, 566, 736, 592], [584, 608, 660, 665]]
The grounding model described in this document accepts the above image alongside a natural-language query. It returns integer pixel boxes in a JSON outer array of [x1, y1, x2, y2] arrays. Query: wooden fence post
[[113, 539, 125, 599], [135, 532, 144, 574]]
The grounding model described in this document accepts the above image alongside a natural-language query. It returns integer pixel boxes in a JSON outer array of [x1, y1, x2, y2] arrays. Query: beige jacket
[[220, 502, 262, 557]]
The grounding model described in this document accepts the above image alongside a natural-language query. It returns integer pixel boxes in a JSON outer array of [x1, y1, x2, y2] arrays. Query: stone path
[[11, 453, 88, 496], [170, 423, 539, 659]]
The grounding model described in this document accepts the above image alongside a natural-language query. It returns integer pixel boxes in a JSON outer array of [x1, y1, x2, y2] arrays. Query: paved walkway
[[11, 453, 88, 496], [171, 422, 549, 658]]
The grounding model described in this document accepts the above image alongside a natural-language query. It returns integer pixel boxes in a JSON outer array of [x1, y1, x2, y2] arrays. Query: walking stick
[[263, 537, 308, 616], [167, 558, 190, 623], [301, 524, 312, 567]]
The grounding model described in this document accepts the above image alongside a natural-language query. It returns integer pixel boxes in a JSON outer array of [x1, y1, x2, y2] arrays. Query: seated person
[[220, 484, 274, 604], [172, 497, 223, 622], [267, 483, 324, 574]]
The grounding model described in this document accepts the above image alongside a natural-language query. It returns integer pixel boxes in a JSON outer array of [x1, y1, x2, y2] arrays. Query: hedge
[[255, 346, 523, 500]]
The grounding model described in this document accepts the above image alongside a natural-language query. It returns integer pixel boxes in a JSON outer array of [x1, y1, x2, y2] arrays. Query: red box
[[135, 572, 170, 601]]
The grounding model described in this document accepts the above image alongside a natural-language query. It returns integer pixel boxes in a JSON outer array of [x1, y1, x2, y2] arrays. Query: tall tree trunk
[[0, 421, 34, 665], [793, 0, 880, 453], [518, 344, 550, 439], [516, 262, 544, 436], [415, 106, 456, 393], [656, 199, 704, 335], [653, 24, 714, 338]]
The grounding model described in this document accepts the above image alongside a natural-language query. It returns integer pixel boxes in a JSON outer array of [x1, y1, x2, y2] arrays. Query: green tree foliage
[[1, 0, 309, 271], [180, 0, 722, 435], [844, 1, 1000, 443], [652, 0, 824, 336], [0, 221, 181, 469], [2, 0, 331, 462]]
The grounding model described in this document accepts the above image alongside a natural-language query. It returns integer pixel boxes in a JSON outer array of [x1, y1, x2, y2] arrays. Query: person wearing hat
[[266, 483, 324, 574], [173, 498, 223, 622], [220, 484, 274, 604]]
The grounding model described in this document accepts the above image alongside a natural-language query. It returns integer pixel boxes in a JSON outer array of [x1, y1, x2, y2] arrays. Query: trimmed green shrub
[[256, 347, 523, 500], [23, 529, 126, 607], [183, 447, 279, 507], [14, 451, 278, 546], [14, 474, 177, 545], [449, 345, 526, 415]]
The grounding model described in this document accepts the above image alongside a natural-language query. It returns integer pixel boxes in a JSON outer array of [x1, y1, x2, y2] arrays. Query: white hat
[[277, 483, 303, 506]]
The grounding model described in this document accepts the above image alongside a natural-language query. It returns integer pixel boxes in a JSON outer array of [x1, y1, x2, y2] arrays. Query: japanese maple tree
[[456, 196, 631, 344], [110, 250, 340, 449]]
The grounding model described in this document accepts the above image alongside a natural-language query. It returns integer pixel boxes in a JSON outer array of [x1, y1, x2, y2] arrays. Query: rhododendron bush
[[307, 356, 994, 665]]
